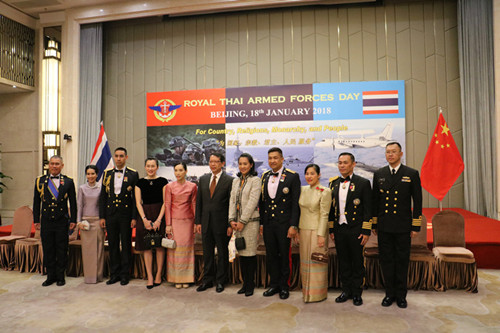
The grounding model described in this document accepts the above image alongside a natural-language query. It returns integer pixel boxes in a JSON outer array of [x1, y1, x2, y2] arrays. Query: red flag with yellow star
[[421, 113, 464, 201]]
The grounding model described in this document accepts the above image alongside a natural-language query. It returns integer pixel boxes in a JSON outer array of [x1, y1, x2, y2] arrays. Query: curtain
[[78, 23, 103, 185], [458, 0, 497, 218]]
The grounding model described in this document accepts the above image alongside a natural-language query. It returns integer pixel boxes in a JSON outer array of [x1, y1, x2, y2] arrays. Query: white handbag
[[161, 234, 176, 249]]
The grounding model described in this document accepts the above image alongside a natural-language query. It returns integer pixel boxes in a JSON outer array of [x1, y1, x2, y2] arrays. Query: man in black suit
[[195, 152, 234, 293], [33, 155, 77, 286], [328, 152, 372, 306], [372, 142, 422, 308], [99, 147, 139, 286], [260, 147, 301, 300]]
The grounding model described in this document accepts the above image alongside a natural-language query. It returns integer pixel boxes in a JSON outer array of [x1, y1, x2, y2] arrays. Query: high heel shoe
[[153, 282, 161, 287], [146, 285, 154, 289]]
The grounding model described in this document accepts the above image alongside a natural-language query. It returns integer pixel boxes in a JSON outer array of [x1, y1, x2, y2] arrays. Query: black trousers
[[239, 255, 257, 290], [202, 220, 230, 285], [106, 214, 133, 280], [263, 222, 291, 291], [41, 217, 69, 281], [334, 231, 365, 296], [378, 231, 411, 298]]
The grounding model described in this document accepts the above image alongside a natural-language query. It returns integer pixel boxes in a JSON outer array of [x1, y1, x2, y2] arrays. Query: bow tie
[[340, 176, 351, 183], [50, 175, 60, 179], [270, 172, 280, 177], [115, 169, 124, 173]]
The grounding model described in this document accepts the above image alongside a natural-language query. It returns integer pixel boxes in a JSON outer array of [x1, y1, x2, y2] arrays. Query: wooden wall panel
[[102, 0, 463, 208]]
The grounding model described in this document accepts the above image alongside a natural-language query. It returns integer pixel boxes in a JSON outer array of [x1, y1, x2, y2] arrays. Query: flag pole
[[438, 106, 443, 211]]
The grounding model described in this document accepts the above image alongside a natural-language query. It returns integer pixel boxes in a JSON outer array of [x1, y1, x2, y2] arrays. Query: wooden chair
[[432, 210, 478, 292], [0, 206, 33, 270]]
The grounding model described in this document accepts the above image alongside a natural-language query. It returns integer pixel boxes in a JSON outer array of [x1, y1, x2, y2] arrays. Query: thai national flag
[[90, 122, 114, 182], [362, 90, 399, 114]]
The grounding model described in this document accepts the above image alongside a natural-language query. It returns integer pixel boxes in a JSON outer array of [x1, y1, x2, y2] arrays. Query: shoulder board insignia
[[263, 170, 271, 174], [104, 168, 114, 172], [284, 168, 296, 174], [329, 176, 339, 182], [126, 167, 137, 172]]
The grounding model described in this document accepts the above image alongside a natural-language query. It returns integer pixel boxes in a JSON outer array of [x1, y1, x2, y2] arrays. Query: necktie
[[392, 169, 396, 176], [270, 172, 279, 177], [115, 169, 124, 173], [210, 175, 217, 197], [50, 175, 59, 179]]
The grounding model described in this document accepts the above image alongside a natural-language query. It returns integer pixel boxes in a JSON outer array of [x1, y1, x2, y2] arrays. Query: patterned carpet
[[0, 269, 499, 332]]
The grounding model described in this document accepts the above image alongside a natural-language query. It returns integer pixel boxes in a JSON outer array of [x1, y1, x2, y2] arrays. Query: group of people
[[33, 141, 422, 309]]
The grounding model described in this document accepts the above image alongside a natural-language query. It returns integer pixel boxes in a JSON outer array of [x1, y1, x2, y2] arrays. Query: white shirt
[[267, 166, 283, 199], [114, 168, 125, 195], [390, 163, 401, 176], [338, 173, 352, 225], [49, 174, 60, 188]]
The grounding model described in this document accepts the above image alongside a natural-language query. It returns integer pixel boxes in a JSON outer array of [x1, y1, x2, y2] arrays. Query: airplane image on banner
[[316, 122, 394, 150]]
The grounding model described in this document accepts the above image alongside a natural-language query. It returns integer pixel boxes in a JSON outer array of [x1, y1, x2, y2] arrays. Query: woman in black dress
[[135, 157, 169, 289]]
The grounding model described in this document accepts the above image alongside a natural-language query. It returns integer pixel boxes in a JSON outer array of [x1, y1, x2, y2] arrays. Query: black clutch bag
[[235, 237, 246, 251], [144, 231, 163, 248]]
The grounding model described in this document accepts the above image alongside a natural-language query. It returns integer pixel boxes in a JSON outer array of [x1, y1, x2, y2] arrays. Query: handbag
[[235, 236, 246, 251], [161, 232, 177, 249], [311, 247, 328, 264], [144, 230, 163, 248]]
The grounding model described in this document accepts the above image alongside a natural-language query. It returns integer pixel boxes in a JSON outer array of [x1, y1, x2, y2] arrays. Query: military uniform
[[372, 164, 422, 300], [259, 167, 300, 292], [99, 167, 139, 281], [328, 174, 372, 298], [33, 174, 77, 282]]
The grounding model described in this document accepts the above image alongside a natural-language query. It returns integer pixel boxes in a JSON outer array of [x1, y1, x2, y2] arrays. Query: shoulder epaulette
[[127, 167, 137, 172], [62, 175, 73, 180], [329, 176, 339, 183], [284, 168, 296, 174], [104, 168, 114, 172]]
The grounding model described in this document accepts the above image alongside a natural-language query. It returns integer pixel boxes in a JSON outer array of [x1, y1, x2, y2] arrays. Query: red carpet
[[424, 208, 500, 269], [2, 208, 499, 269]]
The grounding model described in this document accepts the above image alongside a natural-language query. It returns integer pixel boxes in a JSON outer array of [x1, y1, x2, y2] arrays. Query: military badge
[[283, 187, 289, 194], [350, 184, 355, 191], [353, 198, 360, 205], [60, 177, 65, 186], [127, 186, 133, 192], [401, 176, 411, 182], [124, 176, 128, 182], [280, 174, 286, 182]]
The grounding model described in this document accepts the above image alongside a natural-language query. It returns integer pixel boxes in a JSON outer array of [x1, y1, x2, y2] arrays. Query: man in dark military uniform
[[99, 147, 139, 286], [259, 147, 301, 300], [33, 155, 77, 286], [372, 142, 422, 308], [329, 152, 372, 306]]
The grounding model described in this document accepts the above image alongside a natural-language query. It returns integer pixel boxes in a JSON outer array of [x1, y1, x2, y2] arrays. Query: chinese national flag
[[421, 113, 464, 201]]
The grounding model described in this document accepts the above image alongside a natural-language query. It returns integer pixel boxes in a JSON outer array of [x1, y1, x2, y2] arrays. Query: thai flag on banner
[[362, 90, 399, 114], [90, 122, 114, 182]]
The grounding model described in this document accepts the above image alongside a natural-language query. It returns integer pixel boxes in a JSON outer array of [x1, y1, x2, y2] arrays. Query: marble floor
[[0, 269, 499, 333]]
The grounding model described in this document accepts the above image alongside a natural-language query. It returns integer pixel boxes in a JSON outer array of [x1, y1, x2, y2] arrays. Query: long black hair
[[237, 153, 258, 177]]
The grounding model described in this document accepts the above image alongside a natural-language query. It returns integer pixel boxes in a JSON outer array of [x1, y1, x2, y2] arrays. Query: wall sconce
[[41, 37, 61, 171]]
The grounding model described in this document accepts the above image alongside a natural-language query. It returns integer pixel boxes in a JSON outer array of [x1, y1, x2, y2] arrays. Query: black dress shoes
[[335, 292, 352, 303], [56, 279, 65, 286], [382, 296, 395, 307], [216, 283, 225, 293], [396, 298, 408, 308], [279, 290, 290, 299], [263, 287, 280, 297], [196, 283, 213, 292], [245, 289, 254, 297], [120, 278, 129, 286], [106, 277, 120, 285], [237, 286, 246, 294], [352, 295, 363, 306], [42, 279, 56, 287]]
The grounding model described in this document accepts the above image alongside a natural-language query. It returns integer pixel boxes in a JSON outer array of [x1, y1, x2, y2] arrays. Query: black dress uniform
[[99, 167, 139, 282], [33, 174, 77, 283], [372, 164, 422, 300], [329, 174, 372, 298], [259, 168, 300, 292]]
